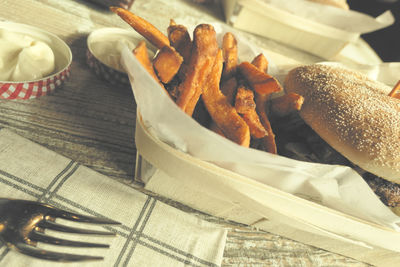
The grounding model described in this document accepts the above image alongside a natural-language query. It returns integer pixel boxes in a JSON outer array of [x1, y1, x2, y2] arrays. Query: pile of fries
[[111, 7, 304, 154]]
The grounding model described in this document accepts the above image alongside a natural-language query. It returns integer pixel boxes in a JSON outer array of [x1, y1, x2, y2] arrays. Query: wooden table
[[0, 0, 377, 265]]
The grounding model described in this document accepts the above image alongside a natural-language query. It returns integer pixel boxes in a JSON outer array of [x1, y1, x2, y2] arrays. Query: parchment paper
[[121, 23, 400, 231], [251, 0, 395, 34]]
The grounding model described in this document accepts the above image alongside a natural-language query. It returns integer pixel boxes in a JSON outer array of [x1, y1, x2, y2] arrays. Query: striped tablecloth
[[0, 128, 227, 267]]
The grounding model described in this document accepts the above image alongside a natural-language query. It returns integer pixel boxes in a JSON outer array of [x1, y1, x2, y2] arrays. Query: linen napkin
[[0, 128, 227, 267]]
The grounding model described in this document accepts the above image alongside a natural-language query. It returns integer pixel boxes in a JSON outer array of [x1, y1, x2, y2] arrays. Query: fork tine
[[15, 243, 103, 262], [30, 231, 110, 248], [38, 220, 116, 235], [46, 207, 120, 225]]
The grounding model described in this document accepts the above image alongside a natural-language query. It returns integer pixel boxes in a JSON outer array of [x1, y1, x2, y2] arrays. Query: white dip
[[0, 29, 55, 81], [91, 38, 138, 72]]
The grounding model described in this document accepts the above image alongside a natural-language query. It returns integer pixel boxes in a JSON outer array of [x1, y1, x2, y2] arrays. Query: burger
[[276, 63, 400, 214]]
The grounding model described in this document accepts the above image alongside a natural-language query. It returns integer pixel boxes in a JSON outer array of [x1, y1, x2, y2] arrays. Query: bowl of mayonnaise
[[86, 27, 155, 86], [0, 21, 72, 99]]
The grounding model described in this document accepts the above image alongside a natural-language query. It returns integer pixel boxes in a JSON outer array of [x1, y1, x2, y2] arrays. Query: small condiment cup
[[0, 21, 72, 100], [86, 27, 155, 86]]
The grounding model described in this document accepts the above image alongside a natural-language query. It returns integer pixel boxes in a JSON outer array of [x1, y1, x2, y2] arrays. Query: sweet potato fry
[[235, 86, 256, 114], [238, 62, 282, 95], [167, 20, 193, 80], [389, 80, 400, 99], [176, 24, 219, 116], [153, 45, 183, 83], [248, 58, 277, 153], [270, 93, 304, 117], [242, 111, 268, 139], [235, 86, 267, 138], [133, 41, 166, 89], [251, 53, 268, 73], [202, 49, 250, 147], [168, 19, 193, 63], [220, 76, 238, 106], [222, 32, 238, 79], [110, 7, 170, 49], [255, 93, 277, 153]]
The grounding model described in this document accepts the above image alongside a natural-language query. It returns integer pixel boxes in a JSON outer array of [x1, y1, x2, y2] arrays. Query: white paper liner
[[120, 22, 400, 231], [239, 0, 395, 34]]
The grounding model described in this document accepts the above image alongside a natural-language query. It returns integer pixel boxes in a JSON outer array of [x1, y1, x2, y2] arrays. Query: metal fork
[[0, 198, 120, 262]]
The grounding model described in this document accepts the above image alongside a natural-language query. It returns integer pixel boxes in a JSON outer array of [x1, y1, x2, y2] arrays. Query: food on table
[[238, 62, 282, 95], [167, 19, 192, 65], [152, 45, 183, 84], [251, 53, 269, 73], [235, 86, 256, 114], [110, 7, 299, 150], [254, 92, 278, 154], [0, 29, 55, 81], [175, 24, 219, 116], [221, 32, 238, 79], [110, 6, 170, 49], [220, 76, 238, 105], [110, 6, 400, 215], [110, 7, 293, 150], [270, 93, 304, 117], [235, 86, 267, 139], [284, 64, 400, 213], [201, 50, 250, 147], [132, 40, 167, 92]]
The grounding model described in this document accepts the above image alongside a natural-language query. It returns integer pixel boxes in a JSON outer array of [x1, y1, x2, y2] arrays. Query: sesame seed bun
[[284, 64, 400, 184]]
